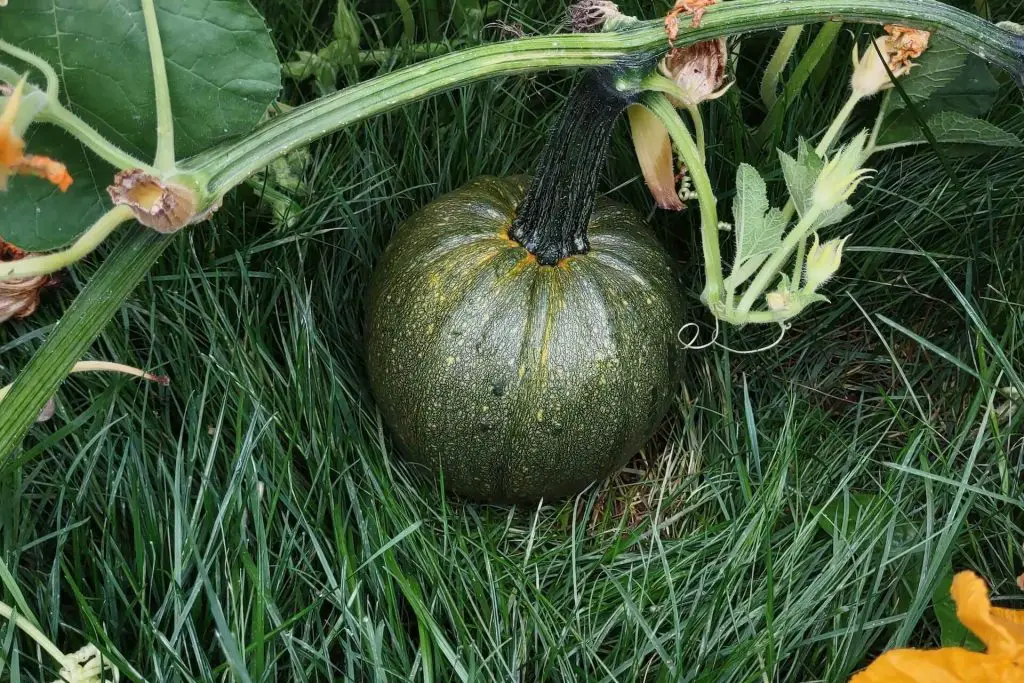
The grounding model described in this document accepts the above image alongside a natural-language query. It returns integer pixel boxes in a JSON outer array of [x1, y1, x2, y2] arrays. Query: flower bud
[[812, 133, 873, 212], [765, 289, 791, 313], [658, 39, 731, 109], [803, 233, 850, 292], [850, 25, 931, 98]]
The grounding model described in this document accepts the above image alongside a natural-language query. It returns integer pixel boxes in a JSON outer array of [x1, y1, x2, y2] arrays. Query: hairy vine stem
[[184, 0, 1024, 204]]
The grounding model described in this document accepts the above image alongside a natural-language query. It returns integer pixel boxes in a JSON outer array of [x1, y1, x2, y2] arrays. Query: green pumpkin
[[366, 175, 683, 502], [366, 68, 684, 502]]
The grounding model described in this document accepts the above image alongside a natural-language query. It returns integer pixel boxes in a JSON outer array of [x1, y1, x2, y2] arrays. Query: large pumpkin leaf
[[878, 109, 1022, 149], [885, 36, 967, 112], [0, 0, 281, 251]]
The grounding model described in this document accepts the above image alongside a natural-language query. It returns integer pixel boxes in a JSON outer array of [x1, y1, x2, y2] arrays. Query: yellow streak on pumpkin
[[537, 273, 560, 372]]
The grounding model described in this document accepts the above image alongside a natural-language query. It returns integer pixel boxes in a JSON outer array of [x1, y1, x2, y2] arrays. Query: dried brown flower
[[884, 25, 931, 69], [567, 0, 622, 33], [0, 239, 58, 323], [666, 0, 716, 42], [659, 38, 730, 108], [107, 169, 217, 234]]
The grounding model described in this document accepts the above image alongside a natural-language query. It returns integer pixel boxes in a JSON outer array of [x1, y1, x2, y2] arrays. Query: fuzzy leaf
[[880, 53, 1002, 143], [778, 139, 823, 219], [733, 164, 785, 264], [0, 0, 282, 252], [922, 57, 1002, 117], [815, 202, 854, 230], [727, 164, 787, 288], [878, 110, 1022, 149]]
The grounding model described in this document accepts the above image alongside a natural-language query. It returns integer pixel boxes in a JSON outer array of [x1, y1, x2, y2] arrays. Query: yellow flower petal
[[952, 571, 1024, 658], [850, 647, 1016, 682], [851, 572, 1024, 682], [627, 105, 684, 211]]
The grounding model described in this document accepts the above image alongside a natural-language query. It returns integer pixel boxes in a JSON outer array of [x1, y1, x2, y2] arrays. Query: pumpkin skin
[[366, 176, 683, 502]]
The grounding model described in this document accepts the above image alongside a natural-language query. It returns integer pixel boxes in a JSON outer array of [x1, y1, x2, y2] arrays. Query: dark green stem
[[508, 70, 637, 265]]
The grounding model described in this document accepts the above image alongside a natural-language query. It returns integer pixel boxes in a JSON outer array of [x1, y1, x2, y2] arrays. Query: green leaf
[[816, 202, 854, 229], [778, 139, 823, 218], [931, 568, 986, 651], [924, 57, 1002, 117], [878, 110, 1022, 149], [0, 0, 281, 252], [814, 492, 883, 538], [879, 53, 1003, 147], [886, 36, 967, 112], [733, 163, 786, 268]]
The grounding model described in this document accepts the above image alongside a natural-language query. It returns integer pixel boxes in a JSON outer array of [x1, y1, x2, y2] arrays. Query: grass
[[2, 0, 1023, 681]]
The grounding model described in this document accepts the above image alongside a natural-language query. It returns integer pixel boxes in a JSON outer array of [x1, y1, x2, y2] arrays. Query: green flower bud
[[811, 133, 873, 212], [803, 233, 850, 292]]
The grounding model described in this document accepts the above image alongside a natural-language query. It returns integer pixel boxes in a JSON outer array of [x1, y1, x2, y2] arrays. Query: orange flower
[[0, 76, 72, 192], [850, 25, 932, 99], [850, 571, 1024, 682]]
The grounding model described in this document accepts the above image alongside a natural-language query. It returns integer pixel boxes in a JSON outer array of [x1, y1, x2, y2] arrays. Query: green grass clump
[[1, 1, 1022, 681]]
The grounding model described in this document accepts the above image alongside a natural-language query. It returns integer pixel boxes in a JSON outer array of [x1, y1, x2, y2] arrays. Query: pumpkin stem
[[509, 69, 639, 266]]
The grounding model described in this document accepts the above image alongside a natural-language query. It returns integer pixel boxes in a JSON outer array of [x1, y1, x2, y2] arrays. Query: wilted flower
[[850, 25, 932, 98], [107, 169, 214, 233], [0, 76, 72, 191], [884, 25, 931, 66], [53, 644, 120, 683], [804, 233, 850, 291], [850, 571, 1024, 682], [627, 105, 685, 211], [0, 238, 58, 323], [659, 39, 731, 109], [568, 0, 625, 33], [665, 0, 717, 42]]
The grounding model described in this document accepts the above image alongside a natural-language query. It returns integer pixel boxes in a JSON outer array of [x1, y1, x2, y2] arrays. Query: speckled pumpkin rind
[[366, 176, 684, 502]]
